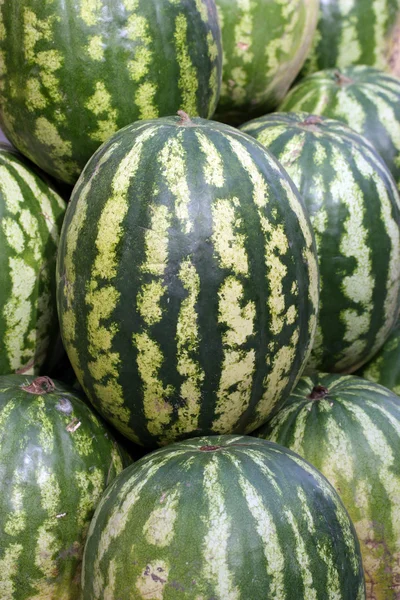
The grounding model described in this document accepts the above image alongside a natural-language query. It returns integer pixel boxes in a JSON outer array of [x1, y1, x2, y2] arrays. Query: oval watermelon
[[56, 113, 319, 447], [82, 435, 365, 600], [256, 373, 400, 599]]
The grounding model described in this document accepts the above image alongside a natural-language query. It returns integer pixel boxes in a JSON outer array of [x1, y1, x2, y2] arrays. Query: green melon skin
[[278, 66, 400, 190], [302, 0, 400, 77], [81, 435, 365, 600], [0, 375, 128, 600], [213, 0, 319, 125], [357, 317, 400, 393], [0, 145, 66, 376], [241, 112, 400, 374], [0, 0, 222, 184], [56, 114, 320, 448], [255, 373, 400, 599]]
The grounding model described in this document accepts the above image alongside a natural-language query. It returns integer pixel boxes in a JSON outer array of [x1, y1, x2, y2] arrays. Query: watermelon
[[256, 373, 400, 599], [241, 112, 400, 374], [56, 113, 319, 447], [0, 145, 66, 376], [302, 0, 400, 77], [214, 0, 319, 125], [81, 435, 365, 600], [0, 374, 127, 599], [357, 317, 400, 394], [279, 66, 400, 189], [0, 0, 222, 184]]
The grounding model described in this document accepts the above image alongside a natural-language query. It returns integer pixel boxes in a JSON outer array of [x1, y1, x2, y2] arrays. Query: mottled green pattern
[[82, 435, 365, 600], [56, 115, 319, 447], [0, 375, 127, 600], [214, 0, 319, 124], [279, 66, 400, 190], [0, 147, 65, 376], [256, 373, 400, 599], [0, 0, 222, 184], [302, 0, 400, 77], [241, 112, 400, 374], [357, 318, 400, 393]]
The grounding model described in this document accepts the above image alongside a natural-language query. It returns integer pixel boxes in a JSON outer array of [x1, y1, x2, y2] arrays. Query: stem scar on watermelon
[[308, 385, 329, 400], [21, 375, 56, 394]]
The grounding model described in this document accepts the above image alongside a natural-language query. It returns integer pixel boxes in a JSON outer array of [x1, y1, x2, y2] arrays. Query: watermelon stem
[[334, 70, 354, 86], [21, 376, 56, 395], [177, 110, 194, 126], [200, 445, 222, 452], [308, 385, 329, 400], [299, 115, 324, 128]]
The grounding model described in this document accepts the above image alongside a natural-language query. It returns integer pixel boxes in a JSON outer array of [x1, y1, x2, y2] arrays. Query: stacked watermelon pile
[[1, 0, 400, 598]]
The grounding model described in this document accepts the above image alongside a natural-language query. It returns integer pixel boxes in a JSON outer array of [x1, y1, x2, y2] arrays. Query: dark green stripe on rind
[[255, 373, 400, 599], [0, 148, 66, 376], [357, 317, 400, 393], [0, 0, 222, 184], [241, 112, 400, 374], [81, 435, 365, 600], [214, 0, 319, 124], [56, 116, 319, 447], [278, 66, 400, 190], [0, 375, 126, 599], [302, 0, 400, 77]]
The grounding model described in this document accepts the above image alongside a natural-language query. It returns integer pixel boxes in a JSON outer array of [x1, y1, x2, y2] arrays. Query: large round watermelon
[[256, 373, 400, 599], [0, 0, 222, 184], [56, 114, 319, 447], [302, 0, 400, 76], [81, 435, 365, 600], [357, 317, 400, 393], [0, 145, 66, 376], [213, 0, 319, 124], [279, 66, 400, 189], [0, 374, 127, 599], [241, 112, 400, 373]]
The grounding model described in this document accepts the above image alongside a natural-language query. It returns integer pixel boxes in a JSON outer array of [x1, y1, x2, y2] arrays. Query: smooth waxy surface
[[0, 375, 126, 600], [279, 66, 400, 190], [57, 115, 319, 447], [303, 0, 400, 76], [358, 317, 400, 392], [0, 146, 65, 376], [214, 0, 319, 124], [257, 373, 400, 599], [0, 0, 222, 183], [82, 435, 365, 600], [241, 112, 400, 373]]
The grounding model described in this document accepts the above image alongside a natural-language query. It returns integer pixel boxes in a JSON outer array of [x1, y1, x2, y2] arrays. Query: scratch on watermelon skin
[[57, 115, 319, 447], [256, 373, 400, 599], [0, 148, 65, 376], [241, 112, 400, 374], [0, 0, 222, 184], [0, 375, 126, 600], [81, 435, 365, 599]]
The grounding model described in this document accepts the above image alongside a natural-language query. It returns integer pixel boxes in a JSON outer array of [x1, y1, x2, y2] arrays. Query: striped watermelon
[[0, 0, 222, 184], [241, 112, 400, 374], [357, 318, 400, 394], [214, 0, 319, 124], [0, 145, 66, 376], [279, 66, 400, 189], [256, 373, 400, 600], [0, 375, 127, 599], [56, 114, 319, 447], [303, 0, 400, 77], [81, 435, 365, 600]]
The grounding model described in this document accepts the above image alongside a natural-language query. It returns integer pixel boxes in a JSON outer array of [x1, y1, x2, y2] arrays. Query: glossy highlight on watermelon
[[214, 0, 319, 124], [0, 0, 222, 184], [241, 112, 400, 374], [0, 375, 127, 599], [279, 66, 400, 189], [82, 435, 365, 600], [0, 145, 66, 376], [256, 373, 400, 600], [56, 114, 319, 447]]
